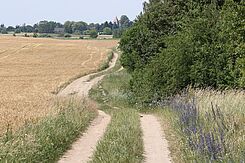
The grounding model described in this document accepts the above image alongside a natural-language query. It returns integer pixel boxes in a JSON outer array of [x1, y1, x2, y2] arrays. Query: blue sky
[[0, 0, 146, 26]]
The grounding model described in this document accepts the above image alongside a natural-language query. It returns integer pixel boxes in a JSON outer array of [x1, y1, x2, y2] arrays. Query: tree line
[[0, 15, 133, 38], [120, 0, 244, 104]]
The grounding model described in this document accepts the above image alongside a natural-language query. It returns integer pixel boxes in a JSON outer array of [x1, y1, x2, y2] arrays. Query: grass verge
[[89, 56, 245, 162], [0, 98, 97, 162], [89, 68, 144, 163], [91, 105, 143, 163], [155, 89, 245, 162]]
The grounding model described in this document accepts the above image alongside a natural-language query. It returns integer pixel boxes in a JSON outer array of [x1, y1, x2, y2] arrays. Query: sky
[[0, 0, 146, 26]]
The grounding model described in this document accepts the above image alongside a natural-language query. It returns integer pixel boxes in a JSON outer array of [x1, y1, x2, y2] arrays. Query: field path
[[58, 110, 110, 163], [58, 52, 118, 97], [58, 52, 118, 163], [141, 114, 172, 163]]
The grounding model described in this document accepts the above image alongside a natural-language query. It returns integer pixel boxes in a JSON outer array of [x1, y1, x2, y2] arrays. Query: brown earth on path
[[141, 114, 172, 163], [58, 52, 118, 163]]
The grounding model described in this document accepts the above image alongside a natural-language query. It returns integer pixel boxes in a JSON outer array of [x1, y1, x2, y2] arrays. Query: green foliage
[[91, 108, 143, 163], [120, 0, 245, 104], [120, 15, 131, 29], [89, 29, 98, 38], [14, 28, 21, 33], [157, 89, 245, 162], [90, 67, 143, 163], [1, 28, 8, 34], [4, 15, 132, 37], [24, 33, 29, 37], [33, 33, 38, 38], [64, 21, 88, 34], [112, 29, 124, 38], [103, 27, 112, 35], [38, 21, 57, 33], [39, 34, 52, 38], [64, 33, 71, 38]]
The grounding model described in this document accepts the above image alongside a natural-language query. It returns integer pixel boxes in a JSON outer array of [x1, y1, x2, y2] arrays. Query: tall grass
[[0, 98, 97, 162], [91, 106, 143, 163], [160, 89, 245, 162], [89, 69, 144, 163]]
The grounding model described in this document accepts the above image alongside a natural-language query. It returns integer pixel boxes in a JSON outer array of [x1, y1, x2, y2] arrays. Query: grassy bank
[[156, 89, 245, 162], [89, 69, 144, 163], [0, 98, 97, 162], [90, 60, 245, 162], [91, 106, 143, 163]]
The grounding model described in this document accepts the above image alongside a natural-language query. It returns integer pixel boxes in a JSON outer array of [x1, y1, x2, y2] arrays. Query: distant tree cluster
[[120, 0, 245, 104], [0, 24, 8, 34], [1, 15, 133, 38], [63, 15, 132, 38]]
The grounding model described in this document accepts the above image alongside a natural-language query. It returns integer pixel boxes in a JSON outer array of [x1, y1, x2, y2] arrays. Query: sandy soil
[[58, 110, 110, 163], [58, 52, 118, 97], [141, 114, 172, 163], [58, 53, 118, 163]]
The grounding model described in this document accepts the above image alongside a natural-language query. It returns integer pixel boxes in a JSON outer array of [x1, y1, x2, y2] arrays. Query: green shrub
[[1, 29, 8, 34], [120, 0, 245, 104], [64, 34, 71, 38], [57, 33, 64, 37], [33, 33, 38, 38], [39, 34, 52, 38], [89, 30, 98, 39], [24, 33, 29, 37]]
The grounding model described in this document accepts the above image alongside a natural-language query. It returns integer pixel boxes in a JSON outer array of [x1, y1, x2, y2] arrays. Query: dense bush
[[1, 28, 8, 34], [89, 30, 98, 38], [33, 33, 38, 38], [120, 0, 245, 104], [64, 34, 71, 38]]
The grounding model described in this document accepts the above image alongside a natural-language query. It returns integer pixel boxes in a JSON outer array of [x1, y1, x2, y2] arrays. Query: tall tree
[[120, 15, 130, 29]]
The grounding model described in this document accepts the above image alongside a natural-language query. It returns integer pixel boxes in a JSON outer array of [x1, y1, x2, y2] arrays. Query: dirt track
[[57, 51, 172, 163], [141, 114, 172, 163], [58, 53, 118, 163], [58, 110, 110, 163], [58, 52, 118, 97]]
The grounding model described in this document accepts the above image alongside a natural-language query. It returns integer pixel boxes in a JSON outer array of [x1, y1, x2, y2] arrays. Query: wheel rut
[[57, 52, 118, 163]]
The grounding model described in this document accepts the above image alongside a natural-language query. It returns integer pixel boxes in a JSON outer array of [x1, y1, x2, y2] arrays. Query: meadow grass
[[91, 105, 143, 163], [156, 89, 245, 162], [89, 49, 244, 162], [89, 69, 144, 163], [0, 98, 97, 163]]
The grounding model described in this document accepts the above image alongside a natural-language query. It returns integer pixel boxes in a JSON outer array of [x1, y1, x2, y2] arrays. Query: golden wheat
[[0, 36, 118, 134]]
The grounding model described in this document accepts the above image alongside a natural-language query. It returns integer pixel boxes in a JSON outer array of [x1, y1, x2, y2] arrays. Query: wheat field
[[0, 36, 118, 134]]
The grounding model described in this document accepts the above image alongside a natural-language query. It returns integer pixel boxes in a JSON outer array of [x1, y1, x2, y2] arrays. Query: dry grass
[[0, 36, 118, 134], [191, 89, 245, 114]]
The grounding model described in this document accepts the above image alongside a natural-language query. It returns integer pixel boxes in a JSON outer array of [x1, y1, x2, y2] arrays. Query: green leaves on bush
[[120, 0, 245, 104]]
